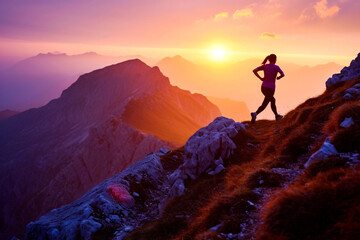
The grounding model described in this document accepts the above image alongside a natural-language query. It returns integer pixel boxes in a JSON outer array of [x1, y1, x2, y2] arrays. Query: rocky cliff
[[25, 53, 360, 240], [0, 59, 220, 239]]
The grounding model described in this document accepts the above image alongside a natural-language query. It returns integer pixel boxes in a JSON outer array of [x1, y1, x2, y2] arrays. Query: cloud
[[260, 32, 279, 39], [314, 0, 340, 19], [233, 8, 254, 19], [214, 12, 229, 21]]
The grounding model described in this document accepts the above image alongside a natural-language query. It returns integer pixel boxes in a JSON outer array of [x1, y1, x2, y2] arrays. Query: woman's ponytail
[[262, 55, 269, 65]]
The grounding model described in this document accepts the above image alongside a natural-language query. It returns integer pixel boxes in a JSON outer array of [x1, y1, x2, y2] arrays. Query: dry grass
[[126, 78, 360, 240], [257, 167, 360, 240]]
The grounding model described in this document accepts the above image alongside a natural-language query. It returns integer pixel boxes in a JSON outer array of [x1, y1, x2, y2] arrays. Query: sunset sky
[[0, 0, 359, 65]]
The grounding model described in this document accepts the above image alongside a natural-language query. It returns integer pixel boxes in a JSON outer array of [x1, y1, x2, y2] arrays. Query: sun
[[211, 47, 226, 61]]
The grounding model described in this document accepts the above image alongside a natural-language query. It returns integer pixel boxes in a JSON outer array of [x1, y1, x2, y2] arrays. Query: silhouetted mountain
[[26, 53, 360, 240], [0, 109, 19, 120], [0, 52, 156, 111], [157, 56, 343, 119], [0, 59, 220, 239], [207, 96, 250, 122]]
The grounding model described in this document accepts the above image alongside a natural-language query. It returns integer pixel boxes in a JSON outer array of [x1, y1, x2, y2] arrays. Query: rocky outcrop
[[168, 117, 245, 197], [25, 117, 246, 240], [26, 150, 168, 240], [326, 53, 360, 88]]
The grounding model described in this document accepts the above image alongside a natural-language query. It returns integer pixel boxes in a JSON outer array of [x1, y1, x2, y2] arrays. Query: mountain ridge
[[0, 59, 220, 239], [25, 53, 360, 240]]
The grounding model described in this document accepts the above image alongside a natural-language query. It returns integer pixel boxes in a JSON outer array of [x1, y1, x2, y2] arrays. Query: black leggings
[[256, 86, 278, 115]]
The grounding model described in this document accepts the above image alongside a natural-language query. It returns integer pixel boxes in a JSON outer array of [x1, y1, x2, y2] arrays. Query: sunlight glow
[[211, 47, 226, 61]]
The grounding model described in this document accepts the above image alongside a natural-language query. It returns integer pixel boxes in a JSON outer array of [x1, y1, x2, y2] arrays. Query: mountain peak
[[36, 52, 67, 57]]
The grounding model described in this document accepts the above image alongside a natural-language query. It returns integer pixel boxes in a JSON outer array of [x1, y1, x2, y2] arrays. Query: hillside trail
[[244, 119, 282, 146]]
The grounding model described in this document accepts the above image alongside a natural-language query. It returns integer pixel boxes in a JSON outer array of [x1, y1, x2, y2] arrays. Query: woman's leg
[[270, 97, 278, 116], [256, 87, 275, 114]]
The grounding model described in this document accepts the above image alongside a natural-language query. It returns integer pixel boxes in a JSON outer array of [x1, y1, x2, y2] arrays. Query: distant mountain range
[[0, 59, 220, 239], [0, 52, 156, 111], [206, 96, 250, 122], [157, 55, 343, 119], [0, 52, 342, 121]]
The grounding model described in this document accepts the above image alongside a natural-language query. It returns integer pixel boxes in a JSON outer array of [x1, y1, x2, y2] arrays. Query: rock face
[[168, 117, 245, 196], [26, 150, 167, 240], [326, 53, 360, 88], [0, 59, 220, 239], [25, 117, 245, 240]]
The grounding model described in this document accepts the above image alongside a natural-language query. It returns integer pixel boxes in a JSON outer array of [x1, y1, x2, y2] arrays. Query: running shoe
[[251, 112, 257, 124], [275, 114, 283, 120]]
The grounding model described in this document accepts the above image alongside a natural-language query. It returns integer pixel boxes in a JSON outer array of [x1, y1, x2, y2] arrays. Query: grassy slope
[[125, 77, 360, 240]]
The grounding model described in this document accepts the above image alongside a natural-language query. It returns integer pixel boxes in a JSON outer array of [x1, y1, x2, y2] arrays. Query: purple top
[[254, 63, 284, 89]]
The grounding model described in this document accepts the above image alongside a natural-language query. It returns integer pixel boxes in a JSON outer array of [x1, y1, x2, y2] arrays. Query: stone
[[169, 179, 185, 197], [343, 93, 354, 100], [107, 185, 134, 206], [345, 87, 359, 95], [340, 117, 355, 128], [46, 228, 60, 240], [124, 226, 134, 232], [305, 138, 338, 168], [80, 219, 102, 240], [158, 148, 169, 154], [213, 164, 225, 174], [215, 157, 224, 166], [109, 215, 122, 224]]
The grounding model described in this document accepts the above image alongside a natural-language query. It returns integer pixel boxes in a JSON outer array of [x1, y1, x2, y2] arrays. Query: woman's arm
[[277, 73, 284, 80], [277, 67, 285, 80], [253, 68, 264, 81]]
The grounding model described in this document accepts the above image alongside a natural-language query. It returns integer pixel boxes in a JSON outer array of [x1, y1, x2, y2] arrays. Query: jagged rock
[[304, 138, 338, 168], [326, 53, 360, 88], [25, 151, 166, 240], [182, 117, 243, 179], [168, 117, 245, 197]]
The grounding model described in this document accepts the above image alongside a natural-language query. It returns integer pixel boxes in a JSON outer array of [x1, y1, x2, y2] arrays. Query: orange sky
[[0, 0, 359, 65]]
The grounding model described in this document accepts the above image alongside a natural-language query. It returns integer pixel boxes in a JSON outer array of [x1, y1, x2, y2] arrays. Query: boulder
[[304, 138, 338, 168], [168, 117, 245, 197]]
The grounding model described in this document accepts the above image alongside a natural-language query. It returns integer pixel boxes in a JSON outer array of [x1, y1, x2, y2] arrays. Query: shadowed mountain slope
[[0, 59, 220, 239]]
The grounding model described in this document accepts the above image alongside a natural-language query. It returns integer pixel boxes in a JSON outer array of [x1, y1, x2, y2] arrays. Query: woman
[[251, 54, 284, 124]]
